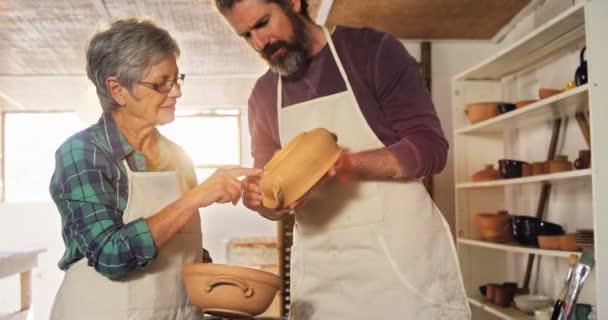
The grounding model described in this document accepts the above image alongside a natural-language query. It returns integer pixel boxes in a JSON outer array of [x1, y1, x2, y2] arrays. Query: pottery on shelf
[[548, 155, 573, 173], [538, 88, 562, 99], [466, 102, 499, 124], [521, 163, 532, 177], [531, 162, 545, 176], [515, 100, 537, 109], [471, 164, 501, 182], [575, 47, 588, 86], [559, 233, 580, 251], [475, 211, 513, 243], [498, 159, 527, 179], [574, 149, 591, 169]]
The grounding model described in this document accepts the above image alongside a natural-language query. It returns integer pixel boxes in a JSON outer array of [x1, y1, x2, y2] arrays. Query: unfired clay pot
[[466, 102, 499, 124], [471, 164, 501, 182], [531, 162, 545, 176], [548, 155, 573, 173], [259, 128, 342, 209], [182, 263, 281, 318], [475, 211, 513, 243]]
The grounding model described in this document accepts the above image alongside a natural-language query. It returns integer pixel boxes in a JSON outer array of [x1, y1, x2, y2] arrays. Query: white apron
[[280, 27, 471, 320], [50, 159, 203, 320]]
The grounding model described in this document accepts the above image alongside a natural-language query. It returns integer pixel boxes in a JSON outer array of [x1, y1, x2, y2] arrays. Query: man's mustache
[[261, 40, 291, 60]]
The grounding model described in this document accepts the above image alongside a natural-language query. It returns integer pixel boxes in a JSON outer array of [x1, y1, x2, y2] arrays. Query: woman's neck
[[111, 111, 158, 153]]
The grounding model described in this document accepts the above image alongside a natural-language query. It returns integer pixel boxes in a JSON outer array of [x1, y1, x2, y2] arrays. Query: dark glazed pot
[[511, 216, 565, 246], [575, 47, 588, 86]]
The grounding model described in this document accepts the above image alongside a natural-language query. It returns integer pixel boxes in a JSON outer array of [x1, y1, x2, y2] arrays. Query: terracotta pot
[[259, 128, 342, 209], [531, 162, 545, 176], [475, 211, 513, 243], [543, 160, 551, 174], [548, 155, 573, 173], [486, 283, 500, 302], [521, 163, 532, 177], [472, 164, 501, 182], [494, 285, 516, 307], [466, 102, 499, 124], [516, 100, 537, 109], [574, 149, 591, 169], [560, 233, 579, 251], [538, 88, 562, 99], [538, 235, 561, 250], [182, 263, 281, 318]]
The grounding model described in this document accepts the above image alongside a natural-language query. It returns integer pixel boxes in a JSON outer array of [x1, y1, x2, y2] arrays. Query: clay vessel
[[182, 263, 281, 318], [471, 164, 501, 182], [531, 162, 545, 176], [466, 102, 499, 124], [475, 211, 513, 243], [515, 100, 537, 109], [559, 233, 579, 251], [548, 155, 573, 174], [486, 283, 500, 302], [494, 285, 516, 307], [538, 88, 562, 99], [259, 128, 342, 209], [574, 149, 591, 169], [575, 47, 588, 86], [537, 235, 561, 250], [521, 163, 532, 177]]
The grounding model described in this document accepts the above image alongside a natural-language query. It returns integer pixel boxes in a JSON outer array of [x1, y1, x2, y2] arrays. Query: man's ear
[[106, 76, 126, 106], [291, 0, 301, 14]]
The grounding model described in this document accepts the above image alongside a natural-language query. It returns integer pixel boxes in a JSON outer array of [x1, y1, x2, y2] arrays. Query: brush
[[550, 254, 578, 320], [561, 249, 594, 320]]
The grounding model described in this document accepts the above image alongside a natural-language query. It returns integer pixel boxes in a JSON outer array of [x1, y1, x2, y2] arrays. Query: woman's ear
[[106, 76, 126, 106]]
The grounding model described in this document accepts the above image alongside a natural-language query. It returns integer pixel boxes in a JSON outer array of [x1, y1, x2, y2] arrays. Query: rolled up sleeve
[[50, 141, 157, 279], [373, 34, 449, 178]]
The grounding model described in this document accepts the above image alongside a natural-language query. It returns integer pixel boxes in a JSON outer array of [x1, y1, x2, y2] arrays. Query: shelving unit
[[452, 1, 607, 318], [468, 296, 534, 320], [458, 239, 580, 259]]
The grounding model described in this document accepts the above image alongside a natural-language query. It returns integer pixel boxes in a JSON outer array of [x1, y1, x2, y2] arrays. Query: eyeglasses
[[138, 73, 185, 93]]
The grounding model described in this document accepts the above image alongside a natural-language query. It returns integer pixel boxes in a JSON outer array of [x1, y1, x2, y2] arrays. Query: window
[[159, 111, 241, 182], [3, 112, 87, 202], [1, 110, 242, 202]]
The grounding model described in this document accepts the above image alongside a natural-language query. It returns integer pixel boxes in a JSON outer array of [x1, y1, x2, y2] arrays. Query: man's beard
[[260, 10, 310, 79]]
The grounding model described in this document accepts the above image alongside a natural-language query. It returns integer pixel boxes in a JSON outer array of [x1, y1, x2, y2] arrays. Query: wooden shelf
[[469, 296, 534, 320], [456, 169, 591, 189], [457, 85, 589, 134], [455, 2, 585, 80], [458, 238, 580, 258]]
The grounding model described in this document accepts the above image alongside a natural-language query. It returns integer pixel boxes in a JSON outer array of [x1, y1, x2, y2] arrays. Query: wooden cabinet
[[451, 1, 607, 319]]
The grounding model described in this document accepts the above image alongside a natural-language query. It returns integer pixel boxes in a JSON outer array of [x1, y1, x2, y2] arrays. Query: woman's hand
[[186, 167, 263, 208]]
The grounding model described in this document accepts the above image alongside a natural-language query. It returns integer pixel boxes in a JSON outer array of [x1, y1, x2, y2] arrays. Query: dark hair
[[215, 0, 310, 19]]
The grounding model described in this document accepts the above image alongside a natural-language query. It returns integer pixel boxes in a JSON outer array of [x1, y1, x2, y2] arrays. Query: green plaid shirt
[[50, 113, 193, 279]]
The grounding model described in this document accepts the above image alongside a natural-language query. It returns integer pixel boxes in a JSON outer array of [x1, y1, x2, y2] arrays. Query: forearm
[[146, 195, 198, 248], [343, 148, 401, 179]]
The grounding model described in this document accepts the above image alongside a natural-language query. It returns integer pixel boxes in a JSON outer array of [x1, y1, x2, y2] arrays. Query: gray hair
[[215, 0, 310, 19], [86, 18, 180, 113]]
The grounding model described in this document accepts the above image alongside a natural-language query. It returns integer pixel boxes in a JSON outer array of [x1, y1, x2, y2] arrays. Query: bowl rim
[[182, 263, 281, 288]]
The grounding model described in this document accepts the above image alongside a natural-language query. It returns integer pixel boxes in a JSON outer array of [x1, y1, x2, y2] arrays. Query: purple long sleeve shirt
[[248, 26, 448, 178]]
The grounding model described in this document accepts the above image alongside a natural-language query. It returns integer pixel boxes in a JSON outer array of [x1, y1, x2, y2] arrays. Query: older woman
[[49, 18, 259, 320]]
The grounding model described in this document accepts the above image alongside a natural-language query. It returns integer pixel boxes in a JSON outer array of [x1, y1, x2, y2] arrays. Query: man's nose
[[251, 30, 268, 52]]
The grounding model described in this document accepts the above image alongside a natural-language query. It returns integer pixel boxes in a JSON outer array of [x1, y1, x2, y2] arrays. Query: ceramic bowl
[[475, 211, 512, 243], [538, 88, 562, 99], [182, 263, 281, 318], [497, 103, 517, 114], [514, 295, 553, 314], [516, 100, 538, 109], [259, 128, 342, 209], [534, 307, 554, 320], [511, 216, 565, 246], [498, 159, 527, 179], [537, 235, 561, 250], [466, 102, 499, 124]]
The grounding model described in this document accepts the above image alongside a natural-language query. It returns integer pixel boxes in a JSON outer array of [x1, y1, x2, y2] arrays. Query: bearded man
[[215, 0, 471, 319]]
